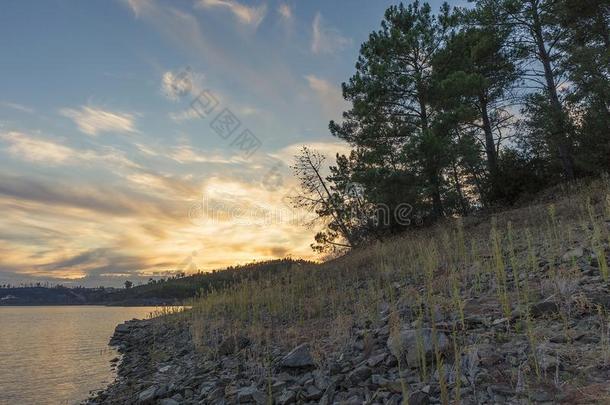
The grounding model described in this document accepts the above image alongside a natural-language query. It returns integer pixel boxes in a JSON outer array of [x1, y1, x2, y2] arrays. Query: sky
[[0, 0, 453, 287]]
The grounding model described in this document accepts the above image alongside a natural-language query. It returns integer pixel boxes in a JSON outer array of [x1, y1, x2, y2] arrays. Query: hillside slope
[[90, 178, 610, 404]]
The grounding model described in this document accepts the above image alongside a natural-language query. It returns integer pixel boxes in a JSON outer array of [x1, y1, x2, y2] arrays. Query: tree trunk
[[431, 177, 444, 219], [531, 2, 575, 180], [418, 86, 444, 218], [452, 162, 469, 216], [479, 95, 499, 185]]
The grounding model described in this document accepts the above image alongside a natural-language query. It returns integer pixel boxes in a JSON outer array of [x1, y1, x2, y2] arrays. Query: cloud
[[196, 0, 267, 28], [304, 74, 349, 119], [0, 131, 141, 170], [0, 174, 153, 217], [272, 140, 352, 166], [0, 101, 34, 114], [311, 12, 352, 55], [161, 67, 205, 101], [277, 2, 293, 22], [0, 131, 75, 165], [121, 0, 305, 112], [60, 106, 137, 136], [169, 144, 243, 164]]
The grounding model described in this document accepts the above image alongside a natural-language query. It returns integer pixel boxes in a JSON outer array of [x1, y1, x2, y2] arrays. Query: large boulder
[[387, 328, 449, 367], [279, 343, 315, 369]]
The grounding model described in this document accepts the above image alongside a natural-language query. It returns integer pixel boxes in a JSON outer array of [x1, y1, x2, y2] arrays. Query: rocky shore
[[88, 242, 610, 405]]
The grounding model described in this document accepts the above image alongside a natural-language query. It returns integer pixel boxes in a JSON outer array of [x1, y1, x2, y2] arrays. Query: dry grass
[[179, 177, 610, 401]]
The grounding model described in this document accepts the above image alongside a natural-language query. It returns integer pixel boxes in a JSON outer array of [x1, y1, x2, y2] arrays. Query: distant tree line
[[293, 0, 609, 252], [0, 260, 305, 304]]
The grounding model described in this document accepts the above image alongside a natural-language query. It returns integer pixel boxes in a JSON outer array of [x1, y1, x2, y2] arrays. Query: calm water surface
[[0, 306, 161, 405]]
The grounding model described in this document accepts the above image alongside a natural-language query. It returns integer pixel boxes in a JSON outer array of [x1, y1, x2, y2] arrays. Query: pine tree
[[432, 1, 519, 202], [500, 0, 577, 179], [330, 1, 454, 220]]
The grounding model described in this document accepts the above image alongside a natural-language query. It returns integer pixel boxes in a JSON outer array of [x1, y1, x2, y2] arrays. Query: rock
[[409, 391, 430, 405], [115, 323, 131, 334], [530, 300, 560, 317], [387, 328, 450, 367], [277, 389, 296, 405], [488, 384, 514, 396], [303, 385, 323, 401], [563, 247, 584, 262], [155, 385, 168, 398], [313, 372, 330, 391], [159, 399, 179, 405], [588, 292, 610, 310], [237, 386, 265, 403], [531, 389, 554, 402], [347, 365, 372, 384], [279, 343, 315, 369], [137, 386, 157, 404], [218, 335, 250, 356], [367, 353, 386, 367], [539, 354, 559, 371], [375, 376, 403, 393], [183, 388, 194, 399]]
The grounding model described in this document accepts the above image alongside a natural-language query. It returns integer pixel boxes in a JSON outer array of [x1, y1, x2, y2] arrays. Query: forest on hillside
[[291, 0, 609, 252], [0, 260, 303, 305]]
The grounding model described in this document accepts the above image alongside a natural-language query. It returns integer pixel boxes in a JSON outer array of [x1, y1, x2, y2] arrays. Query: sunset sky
[[0, 0, 452, 287]]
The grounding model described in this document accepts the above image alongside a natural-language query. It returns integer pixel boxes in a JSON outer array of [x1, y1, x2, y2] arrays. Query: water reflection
[[0, 306, 163, 404]]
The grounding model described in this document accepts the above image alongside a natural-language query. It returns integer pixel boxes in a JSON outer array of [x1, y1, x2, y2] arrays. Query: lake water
[[0, 306, 161, 405]]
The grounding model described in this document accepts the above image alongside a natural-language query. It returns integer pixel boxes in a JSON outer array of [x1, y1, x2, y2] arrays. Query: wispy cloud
[[196, 0, 267, 28], [304, 74, 349, 119], [169, 144, 244, 164], [272, 140, 352, 165], [0, 131, 141, 170], [60, 106, 137, 136], [0, 101, 34, 114], [0, 131, 74, 165], [122, 0, 305, 110], [311, 12, 352, 55], [277, 2, 293, 23], [161, 68, 205, 101]]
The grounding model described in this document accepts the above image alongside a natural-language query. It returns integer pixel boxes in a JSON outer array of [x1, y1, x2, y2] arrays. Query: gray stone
[[531, 389, 554, 402], [488, 384, 514, 396], [115, 323, 131, 334], [409, 391, 430, 405], [387, 328, 450, 367], [159, 399, 180, 405], [237, 386, 265, 403], [539, 354, 559, 371], [279, 343, 315, 369], [277, 389, 296, 405], [137, 386, 157, 404], [563, 247, 584, 262], [378, 377, 404, 393], [530, 300, 560, 317], [367, 353, 386, 367], [303, 384, 323, 401], [347, 365, 372, 384], [218, 335, 250, 356]]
